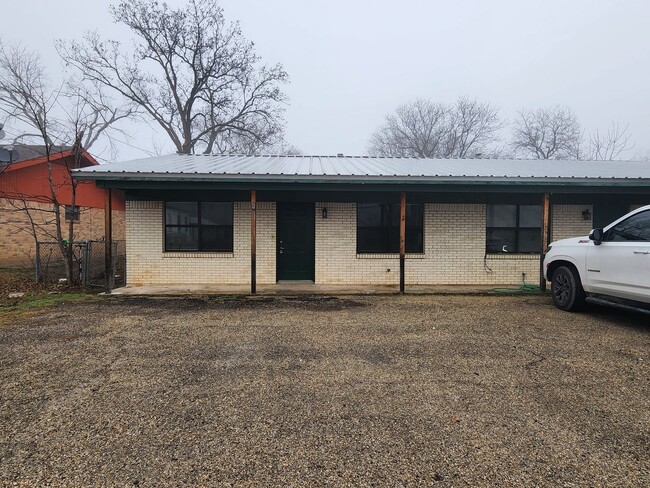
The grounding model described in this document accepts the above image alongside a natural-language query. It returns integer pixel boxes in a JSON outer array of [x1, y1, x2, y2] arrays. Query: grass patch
[[0, 292, 97, 326], [0, 267, 101, 325]]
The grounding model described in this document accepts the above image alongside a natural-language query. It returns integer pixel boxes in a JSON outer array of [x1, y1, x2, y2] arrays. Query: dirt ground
[[0, 294, 648, 487]]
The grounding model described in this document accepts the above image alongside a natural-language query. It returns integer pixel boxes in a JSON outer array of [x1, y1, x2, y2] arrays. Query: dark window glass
[[487, 204, 516, 227], [200, 202, 233, 226], [165, 202, 198, 225], [518, 229, 542, 253], [486, 228, 517, 253], [519, 205, 542, 227], [200, 226, 234, 251], [605, 211, 650, 242], [357, 203, 424, 253], [486, 204, 542, 253], [65, 205, 80, 222], [358, 204, 382, 227], [164, 202, 233, 252], [165, 226, 199, 250]]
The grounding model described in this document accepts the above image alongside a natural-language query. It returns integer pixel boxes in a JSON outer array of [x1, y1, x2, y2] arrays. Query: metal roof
[[73, 154, 650, 185], [0, 144, 72, 163]]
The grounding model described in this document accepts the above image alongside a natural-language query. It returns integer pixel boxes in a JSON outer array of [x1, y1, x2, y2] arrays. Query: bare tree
[[0, 41, 134, 283], [0, 189, 60, 267], [211, 126, 302, 155], [450, 98, 505, 158], [269, 142, 303, 156], [57, 0, 289, 155], [368, 97, 503, 158], [209, 119, 283, 154], [368, 99, 447, 158], [587, 122, 635, 161], [638, 151, 650, 162], [511, 106, 582, 159]]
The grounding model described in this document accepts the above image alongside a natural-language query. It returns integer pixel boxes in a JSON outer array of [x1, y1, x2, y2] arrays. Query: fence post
[[81, 241, 89, 286], [250, 189, 257, 295], [399, 191, 406, 294], [111, 240, 117, 290], [104, 189, 113, 293], [35, 241, 41, 282]]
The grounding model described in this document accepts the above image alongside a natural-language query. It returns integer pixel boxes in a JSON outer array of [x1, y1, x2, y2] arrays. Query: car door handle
[[633, 250, 650, 255]]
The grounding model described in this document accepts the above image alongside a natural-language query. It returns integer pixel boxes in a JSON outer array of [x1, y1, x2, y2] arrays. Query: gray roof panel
[[73, 154, 650, 184]]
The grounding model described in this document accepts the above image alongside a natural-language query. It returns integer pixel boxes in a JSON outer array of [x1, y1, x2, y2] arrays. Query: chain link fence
[[36, 240, 126, 288]]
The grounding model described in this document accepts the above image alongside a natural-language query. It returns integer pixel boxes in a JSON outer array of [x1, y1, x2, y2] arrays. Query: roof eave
[[72, 171, 650, 187], [5, 149, 99, 172]]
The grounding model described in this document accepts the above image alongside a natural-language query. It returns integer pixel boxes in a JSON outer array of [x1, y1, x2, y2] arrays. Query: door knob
[[633, 250, 650, 255]]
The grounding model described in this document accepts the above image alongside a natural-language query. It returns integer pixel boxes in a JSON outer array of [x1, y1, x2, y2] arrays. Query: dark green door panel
[[593, 199, 630, 229], [277, 203, 315, 281]]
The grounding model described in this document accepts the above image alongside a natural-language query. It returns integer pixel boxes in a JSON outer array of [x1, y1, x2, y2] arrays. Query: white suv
[[543, 205, 650, 314]]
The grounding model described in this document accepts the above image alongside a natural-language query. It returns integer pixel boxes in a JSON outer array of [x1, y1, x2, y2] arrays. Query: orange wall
[[0, 158, 124, 210]]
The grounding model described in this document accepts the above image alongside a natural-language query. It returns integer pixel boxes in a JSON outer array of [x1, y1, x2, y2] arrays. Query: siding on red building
[[0, 148, 126, 266], [0, 149, 125, 210]]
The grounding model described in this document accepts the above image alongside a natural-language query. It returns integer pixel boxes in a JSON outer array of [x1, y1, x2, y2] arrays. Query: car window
[[605, 210, 650, 242]]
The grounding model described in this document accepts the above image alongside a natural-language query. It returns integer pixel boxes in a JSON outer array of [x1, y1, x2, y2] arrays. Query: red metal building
[[0, 145, 125, 266], [0, 145, 124, 209]]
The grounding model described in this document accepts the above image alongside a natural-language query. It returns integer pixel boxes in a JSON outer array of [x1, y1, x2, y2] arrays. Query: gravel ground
[[0, 295, 648, 487]]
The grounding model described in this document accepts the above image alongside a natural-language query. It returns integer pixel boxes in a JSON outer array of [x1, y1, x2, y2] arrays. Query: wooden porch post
[[540, 192, 550, 291], [251, 189, 257, 295], [399, 191, 406, 294], [104, 188, 113, 293]]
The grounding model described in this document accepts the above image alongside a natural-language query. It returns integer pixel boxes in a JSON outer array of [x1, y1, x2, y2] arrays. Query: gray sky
[[3, 0, 650, 161]]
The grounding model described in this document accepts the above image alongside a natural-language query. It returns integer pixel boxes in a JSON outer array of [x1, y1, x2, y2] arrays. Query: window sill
[[162, 252, 234, 258], [485, 253, 540, 260], [357, 253, 426, 259]]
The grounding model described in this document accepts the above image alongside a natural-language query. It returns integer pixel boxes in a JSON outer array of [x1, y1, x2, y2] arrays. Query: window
[[65, 205, 80, 222], [486, 204, 541, 253], [164, 202, 233, 252], [357, 203, 424, 253], [605, 210, 650, 242]]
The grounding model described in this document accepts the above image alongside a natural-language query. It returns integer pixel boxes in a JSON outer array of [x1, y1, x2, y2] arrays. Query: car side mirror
[[589, 228, 604, 245]]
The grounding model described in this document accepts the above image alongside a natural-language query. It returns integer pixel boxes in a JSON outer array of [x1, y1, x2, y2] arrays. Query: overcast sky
[[2, 0, 650, 161]]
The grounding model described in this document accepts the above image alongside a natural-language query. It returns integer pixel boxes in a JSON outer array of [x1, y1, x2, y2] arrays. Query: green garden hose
[[492, 274, 541, 294]]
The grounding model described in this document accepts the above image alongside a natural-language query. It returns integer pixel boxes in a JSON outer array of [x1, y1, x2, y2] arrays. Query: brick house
[[0, 145, 125, 267], [74, 155, 650, 292]]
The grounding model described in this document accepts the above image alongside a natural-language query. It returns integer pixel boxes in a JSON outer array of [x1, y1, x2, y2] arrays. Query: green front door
[[593, 199, 630, 229], [277, 203, 315, 281]]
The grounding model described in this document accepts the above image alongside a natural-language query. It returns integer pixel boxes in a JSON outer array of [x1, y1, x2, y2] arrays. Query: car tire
[[551, 266, 586, 312]]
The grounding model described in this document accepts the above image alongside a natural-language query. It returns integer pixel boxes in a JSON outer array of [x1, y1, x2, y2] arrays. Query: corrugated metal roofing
[[0, 144, 72, 163], [73, 154, 650, 183]]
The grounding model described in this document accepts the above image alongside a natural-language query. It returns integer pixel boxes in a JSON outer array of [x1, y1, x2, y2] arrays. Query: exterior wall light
[[582, 209, 592, 221], [322, 207, 328, 219]]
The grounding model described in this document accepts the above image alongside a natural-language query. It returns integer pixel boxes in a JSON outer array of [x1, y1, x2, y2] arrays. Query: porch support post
[[540, 192, 550, 292], [104, 188, 113, 293], [399, 191, 406, 294], [251, 189, 257, 295]]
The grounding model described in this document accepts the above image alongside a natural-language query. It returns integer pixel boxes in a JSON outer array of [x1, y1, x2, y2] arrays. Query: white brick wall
[[551, 205, 593, 242], [315, 202, 540, 286], [126, 200, 598, 287], [126, 201, 275, 285], [314, 202, 433, 285]]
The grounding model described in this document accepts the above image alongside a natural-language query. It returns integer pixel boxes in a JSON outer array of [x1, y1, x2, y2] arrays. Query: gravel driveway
[[1, 295, 648, 486]]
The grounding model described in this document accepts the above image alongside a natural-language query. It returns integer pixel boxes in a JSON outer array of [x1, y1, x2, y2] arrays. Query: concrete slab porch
[[106, 282, 536, 296]]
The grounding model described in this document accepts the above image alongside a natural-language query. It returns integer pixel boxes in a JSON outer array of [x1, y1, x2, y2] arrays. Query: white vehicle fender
[[545, 251, 588, 284]]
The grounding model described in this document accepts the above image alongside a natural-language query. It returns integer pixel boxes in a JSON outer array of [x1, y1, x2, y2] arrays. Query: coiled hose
[[492, 274, 541, 294]]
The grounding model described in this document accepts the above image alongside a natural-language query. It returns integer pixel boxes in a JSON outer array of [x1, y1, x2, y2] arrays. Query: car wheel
[[551, 266, 586, 312]]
